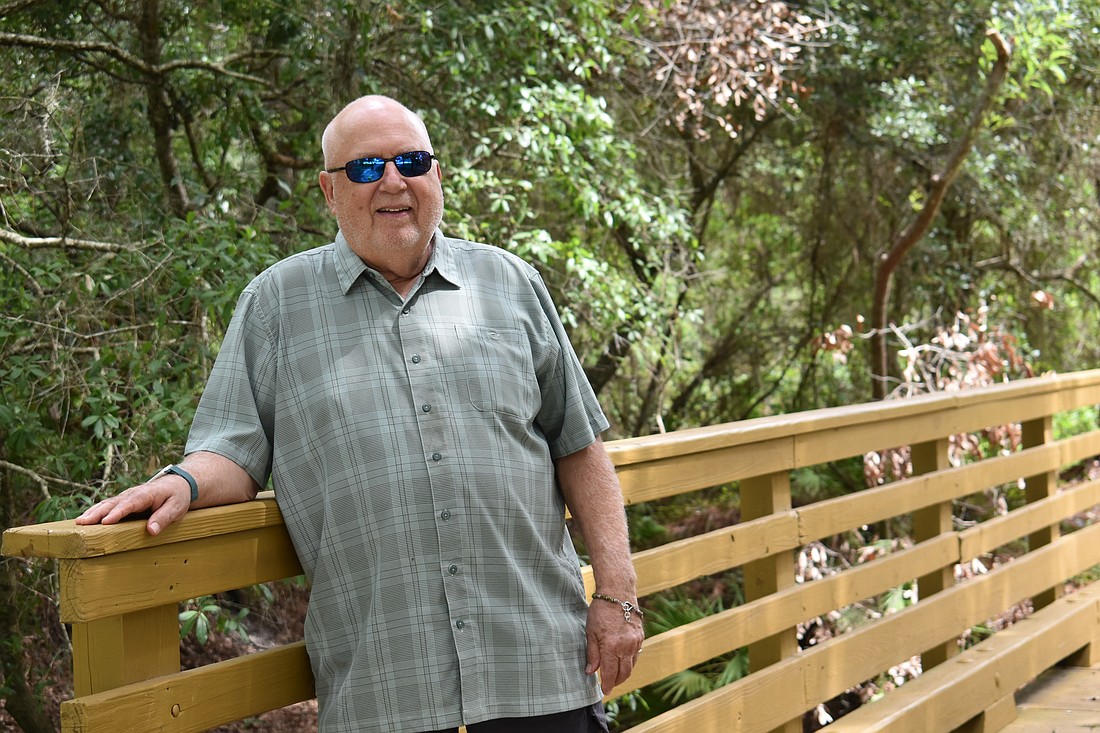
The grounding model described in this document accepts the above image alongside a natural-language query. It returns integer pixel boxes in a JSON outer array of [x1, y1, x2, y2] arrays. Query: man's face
[[319, 100, 444, 287]]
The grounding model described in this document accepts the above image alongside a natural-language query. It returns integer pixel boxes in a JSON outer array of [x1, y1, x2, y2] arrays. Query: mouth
[[377, 206, 412, 215]]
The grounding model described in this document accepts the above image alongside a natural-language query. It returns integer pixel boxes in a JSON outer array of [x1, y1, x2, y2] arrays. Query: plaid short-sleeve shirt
[[186, 231, 608, 732]]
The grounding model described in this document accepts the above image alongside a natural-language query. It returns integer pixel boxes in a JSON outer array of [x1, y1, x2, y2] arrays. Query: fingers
[[586, 602, 645, 694], [599, 658, 619, 695], [586, 628, 633, 694], [145, 501, 182, 536], [75, 494, 137, 526], [595, 650, 643, 694], [75, 481, 190, 535], [585, 626, 602, 676], [601, 656, 628, 695]]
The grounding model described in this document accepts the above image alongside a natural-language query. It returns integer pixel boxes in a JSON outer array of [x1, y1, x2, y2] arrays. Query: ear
[[318, 171, 337, 213]]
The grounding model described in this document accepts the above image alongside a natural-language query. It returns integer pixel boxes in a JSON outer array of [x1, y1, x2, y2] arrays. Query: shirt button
[[455, 620, 465, 630], [432, 452, 442, 462], [440, 509, 451, 521], [448, 564, 459, 575], [411, 354, 421, 364], [402, 306, 411, 315], [422, 404, 431, 413]]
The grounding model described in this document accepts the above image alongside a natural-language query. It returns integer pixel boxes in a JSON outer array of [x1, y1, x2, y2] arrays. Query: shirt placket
[[396, 296, 481, 712]]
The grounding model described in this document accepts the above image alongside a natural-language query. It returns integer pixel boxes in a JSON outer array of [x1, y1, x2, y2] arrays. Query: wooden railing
[[6, 370, 1100, 732]]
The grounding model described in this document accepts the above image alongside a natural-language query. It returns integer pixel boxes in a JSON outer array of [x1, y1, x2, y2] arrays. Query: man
[[77, 95, 643, 733]]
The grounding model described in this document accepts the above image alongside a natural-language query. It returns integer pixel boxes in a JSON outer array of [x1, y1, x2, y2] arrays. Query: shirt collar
[[425, 230, 464, 289], [333, 229, 463, 295]]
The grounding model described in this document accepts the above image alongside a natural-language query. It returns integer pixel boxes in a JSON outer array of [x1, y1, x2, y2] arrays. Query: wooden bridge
[[6, 370, 1100, 732]]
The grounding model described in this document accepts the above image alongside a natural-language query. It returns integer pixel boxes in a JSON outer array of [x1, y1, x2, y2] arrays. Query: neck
[[384, 239, 434, 298]]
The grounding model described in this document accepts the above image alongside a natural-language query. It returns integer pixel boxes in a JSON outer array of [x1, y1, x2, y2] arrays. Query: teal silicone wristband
[[163, 464, 198, 503]]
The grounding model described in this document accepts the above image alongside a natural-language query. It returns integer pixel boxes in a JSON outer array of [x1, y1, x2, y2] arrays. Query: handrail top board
[[605, 370, 1100, 465], [2, 491, 285, 560]]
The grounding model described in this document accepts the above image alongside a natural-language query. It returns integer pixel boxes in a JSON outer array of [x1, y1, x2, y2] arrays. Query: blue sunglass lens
[[340, 152, 434, 183], [394, 151, 434, 176], [346, 158, 386, 183]]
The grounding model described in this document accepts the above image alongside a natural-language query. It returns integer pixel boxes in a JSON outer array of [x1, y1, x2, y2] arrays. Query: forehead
[[331, 105, 432, 160]]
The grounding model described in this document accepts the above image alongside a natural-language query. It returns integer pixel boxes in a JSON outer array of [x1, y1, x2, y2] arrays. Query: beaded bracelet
[[592, 592, 644, 622]]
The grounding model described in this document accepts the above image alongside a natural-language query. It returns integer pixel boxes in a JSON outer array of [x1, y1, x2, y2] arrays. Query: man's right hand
[[75, 472, 193, 536], [75, 452, 260, 536]]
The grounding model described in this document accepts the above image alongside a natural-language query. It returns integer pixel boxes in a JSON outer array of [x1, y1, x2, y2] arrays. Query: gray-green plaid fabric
[[186, 231, 608, 732]]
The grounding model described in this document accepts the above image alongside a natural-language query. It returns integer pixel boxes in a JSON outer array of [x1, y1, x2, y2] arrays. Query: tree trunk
[[137, 0, 190, 217], [0, 460, 55, 733], [870, 30, 1011, 399]]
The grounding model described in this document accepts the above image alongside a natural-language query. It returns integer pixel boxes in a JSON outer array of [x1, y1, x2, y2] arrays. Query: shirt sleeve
[[529, 272, 610, 459], [185, 284, 277, 488]]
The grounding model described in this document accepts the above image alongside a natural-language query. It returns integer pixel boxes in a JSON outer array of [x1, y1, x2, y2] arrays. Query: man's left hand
[[585, 595, 645, 695]]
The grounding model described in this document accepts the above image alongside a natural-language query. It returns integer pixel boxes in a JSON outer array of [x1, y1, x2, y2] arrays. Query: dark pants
[[425, 703, 609, 733]]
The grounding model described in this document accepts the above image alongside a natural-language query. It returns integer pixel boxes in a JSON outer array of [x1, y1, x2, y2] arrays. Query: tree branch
[[869, 29, 1011, 399], [0, 31, 271, 86], [0, 0, 47, 19], [977, 254, 1100, 310], [0, 460, 49, 500], [0, 226, 135, 252]]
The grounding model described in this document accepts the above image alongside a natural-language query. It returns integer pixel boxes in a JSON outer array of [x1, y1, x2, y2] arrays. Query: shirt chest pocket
[[454, 325, 537, 420]]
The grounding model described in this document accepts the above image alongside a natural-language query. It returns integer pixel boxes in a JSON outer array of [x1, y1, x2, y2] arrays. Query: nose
[[376, 160, 408, 190]]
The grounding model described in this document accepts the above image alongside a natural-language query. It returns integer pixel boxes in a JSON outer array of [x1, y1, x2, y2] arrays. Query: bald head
[[321, 96, 433, 168], [317, 95, 444, 297]]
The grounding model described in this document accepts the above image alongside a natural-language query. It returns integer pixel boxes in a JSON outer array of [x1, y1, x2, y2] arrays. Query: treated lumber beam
[[959, 477, 1100, 561], [60, 641, 313, 733], [59, 525, 302, 623], [610, 535, 958, 697], [625, 523, 1100, 732], [2, 492, 286, 559], [825, 585, 1100, 732], [605, 372, 1100, 468]]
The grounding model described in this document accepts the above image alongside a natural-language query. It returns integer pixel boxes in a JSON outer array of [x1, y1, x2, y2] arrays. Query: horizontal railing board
[[611, 534, 959, 697], [625, 521, 1100, 732], [626, 642, 810, 733], [60, 525, 303, 623], [793, 390, 1091, 469], [825, 585, 1100, 732], [610, 374, 1100, 508], [614, 436, 795, 505], [60, 641, 313, 733], [797, 432, 1100, 545], [630, 512, 800, 599], [959, 476, 1100, 561]]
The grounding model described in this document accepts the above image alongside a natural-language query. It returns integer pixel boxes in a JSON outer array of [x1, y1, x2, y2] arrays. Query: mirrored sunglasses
[[325, 150, 437, 184]]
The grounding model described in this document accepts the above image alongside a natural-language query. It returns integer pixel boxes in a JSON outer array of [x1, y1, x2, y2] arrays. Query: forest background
[[1, 1, 1098, 731]]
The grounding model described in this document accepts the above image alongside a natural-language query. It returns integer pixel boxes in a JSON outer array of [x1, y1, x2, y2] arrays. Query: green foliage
[[1054, 406, 1100, 440], [627, 510, 672, 550], [880, 581, 917, 614], [642, 593, 749, 707], [2, 0, 1100, 729], [180, 596, 251, 646], [986, 1, 1079, 104]]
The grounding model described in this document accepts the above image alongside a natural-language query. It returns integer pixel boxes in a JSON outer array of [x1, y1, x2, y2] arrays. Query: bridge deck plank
[[1001, 664, 1100, 732]]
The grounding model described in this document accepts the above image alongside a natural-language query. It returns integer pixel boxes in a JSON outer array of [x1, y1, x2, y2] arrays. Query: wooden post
[[1022, 416, 1061, 611], [911, 438, 955, 669], [70, 603, 180, 696], [953, 694, 1018, 733], [742, 471, 801, 733]]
